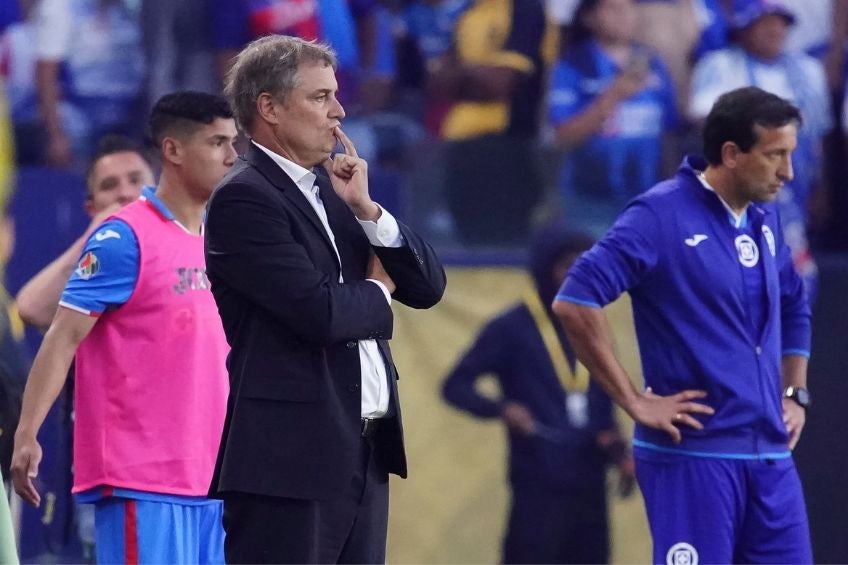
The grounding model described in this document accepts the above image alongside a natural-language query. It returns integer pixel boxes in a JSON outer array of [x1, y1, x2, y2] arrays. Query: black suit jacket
[[204, 144, 446, 501]]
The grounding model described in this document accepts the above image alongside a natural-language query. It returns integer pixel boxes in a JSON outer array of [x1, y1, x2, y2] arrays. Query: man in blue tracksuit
[[553, 86, 812, 564]]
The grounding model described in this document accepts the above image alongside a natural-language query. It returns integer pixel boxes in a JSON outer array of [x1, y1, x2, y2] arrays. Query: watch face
[[796, 388, 810, 407]]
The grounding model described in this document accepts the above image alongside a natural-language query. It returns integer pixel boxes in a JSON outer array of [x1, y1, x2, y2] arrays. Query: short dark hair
[[85, 134, 147, 192], [148, 91, 234, 148], [702, 87, 802, 166], [528, 221, 595, 299]]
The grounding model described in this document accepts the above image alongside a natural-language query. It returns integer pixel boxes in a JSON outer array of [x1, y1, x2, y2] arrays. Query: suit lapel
[[245, 143, 339, 266]]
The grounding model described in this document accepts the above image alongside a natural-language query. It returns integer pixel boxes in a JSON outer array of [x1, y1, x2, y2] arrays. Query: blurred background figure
[[780, 0, 848, 92], [442, 224, 634, 564], [628, 0, 730, 114], [689, 0, 831, 298], [0, 75, 24, 565], [0, 209, 23, 565], [1, 0, 42, 166], [428, 0, 558, 247], [396, 0, 471, 131], [212, 0, 372, 108], [1, 74, 26, 484], [141, 0, 217, 109], [388, 0, 472, 241], [15, 135, 153, 330], [547, 0, 677, 237], [33, 0, 145, 169]]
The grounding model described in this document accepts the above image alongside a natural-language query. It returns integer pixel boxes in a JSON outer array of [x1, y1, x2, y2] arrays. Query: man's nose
[[225, 143, 237, 166], [118, 183, 139, 203], [778, 156, 794, 182], [330, 96, 345, 120]]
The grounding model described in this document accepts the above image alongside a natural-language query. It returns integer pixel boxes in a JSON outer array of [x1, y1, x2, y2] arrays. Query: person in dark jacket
[[442, 223, 633, 564]]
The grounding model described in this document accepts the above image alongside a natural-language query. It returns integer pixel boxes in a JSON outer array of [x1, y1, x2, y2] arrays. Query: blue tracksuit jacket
[[556, 155, 811, 458]]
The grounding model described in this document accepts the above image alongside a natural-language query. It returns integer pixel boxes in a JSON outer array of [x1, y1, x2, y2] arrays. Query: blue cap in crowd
[[733, 0, 796, 29]]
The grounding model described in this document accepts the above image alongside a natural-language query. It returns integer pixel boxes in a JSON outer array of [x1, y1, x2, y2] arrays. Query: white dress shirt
[[254, 141, 403, 418]]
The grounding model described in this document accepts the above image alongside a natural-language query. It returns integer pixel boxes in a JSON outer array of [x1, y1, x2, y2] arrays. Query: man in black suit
[[204, 35, 447, 564]]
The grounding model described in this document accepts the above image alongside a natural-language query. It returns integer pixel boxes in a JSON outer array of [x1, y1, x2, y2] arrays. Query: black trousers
[[502, 481, 610, 564], [222, 435, 390, 564]]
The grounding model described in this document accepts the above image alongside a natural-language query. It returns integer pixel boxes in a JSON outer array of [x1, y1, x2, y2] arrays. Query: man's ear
[[256, 93, 281, 126], [721, 141, 742, 169], [161, 137, 183, 166]]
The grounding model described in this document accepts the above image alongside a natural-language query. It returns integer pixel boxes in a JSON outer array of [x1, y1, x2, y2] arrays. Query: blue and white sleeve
[[59, 219, 140, 316]]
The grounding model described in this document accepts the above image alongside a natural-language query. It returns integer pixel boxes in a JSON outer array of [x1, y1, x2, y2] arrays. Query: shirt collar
[[140, 186, 175, 221], [140, 186, 202, 235], [695, 171, 748, 229], [252, 140, 317, 194]]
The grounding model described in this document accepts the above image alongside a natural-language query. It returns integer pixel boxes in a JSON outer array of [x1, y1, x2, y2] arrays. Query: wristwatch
[[783, 386, 811, 410]]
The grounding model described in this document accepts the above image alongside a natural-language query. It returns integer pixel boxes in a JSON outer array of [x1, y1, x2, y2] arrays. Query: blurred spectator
[[401, 0, 471, 66], [548, 0, 677, 237], [355, 4, 396, 115], [0, 79, 26, 486], [16, 135, 153, 329], [384, 0, 472, 238], [34, 0, 145, 169], [396, 0, 471, 122], [689, 0, 830, 296], [429, 0, 557, 246], [0, 77, 24, 563], [781, 0, 848, 91], [212, 0, 375, 108], [1, 213, 27, 492], [0, 76, 14, 209], [442, 224, 634, 564], [629, 0, 729, 113], [344, 2, 417, 163], [708, 1, 848, 92], [0, 1, 40, 164], [141, 0, 217, 108], [546, 0, 580, 27], [782, 0, 832, 57], [1, 211, 26, 565], [690, 0, 733, 58]]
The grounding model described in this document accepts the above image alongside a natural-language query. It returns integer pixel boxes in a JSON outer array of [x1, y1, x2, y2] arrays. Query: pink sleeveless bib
[[73, 198, 228, 496]]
